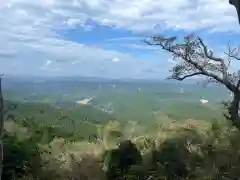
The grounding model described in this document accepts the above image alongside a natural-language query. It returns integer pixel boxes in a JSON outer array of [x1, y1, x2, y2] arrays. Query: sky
[[0, 0, 240, 79]]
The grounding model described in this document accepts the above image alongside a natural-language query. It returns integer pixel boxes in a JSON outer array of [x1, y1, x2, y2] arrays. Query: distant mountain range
[[3, 74, 200, 85]]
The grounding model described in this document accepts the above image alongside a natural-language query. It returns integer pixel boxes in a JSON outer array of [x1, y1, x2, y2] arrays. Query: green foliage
[[160, 102, 224, 121], [6, 100, 114, 124], [4, 100, 114, 141], [2, 85, 239, 180], [125, 122, 240, 180], [4, 118, 240, 180], [70, 154, 105, 180], [3, 132, 41, 180], [4, 79, 228, 123], [103, 140, 142, 180]]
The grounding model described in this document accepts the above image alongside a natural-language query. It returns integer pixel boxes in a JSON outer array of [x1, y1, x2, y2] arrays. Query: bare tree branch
[[225, 51, 240, 61], [144, 34, 240, 130], [168, 72, 204, 81], [197, 36, 228, 81], [224, 41, 240, 61], [144, 35, 236, 92], [198, 37, 225, 62]]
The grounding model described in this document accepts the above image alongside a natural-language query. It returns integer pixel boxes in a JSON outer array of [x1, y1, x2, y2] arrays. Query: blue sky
[[0, 0, 240, 79]]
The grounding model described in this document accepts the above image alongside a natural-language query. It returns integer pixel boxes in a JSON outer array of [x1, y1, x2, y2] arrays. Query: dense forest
[[2, 78, 240, 180]]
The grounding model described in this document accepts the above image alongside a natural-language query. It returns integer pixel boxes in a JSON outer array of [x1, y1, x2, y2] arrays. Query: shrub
[[103, 140, 142, 180], [3, 133, 41, 180]]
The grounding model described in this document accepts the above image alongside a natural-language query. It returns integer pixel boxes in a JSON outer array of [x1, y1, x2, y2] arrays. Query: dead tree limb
[[143, 34, 240, 129]]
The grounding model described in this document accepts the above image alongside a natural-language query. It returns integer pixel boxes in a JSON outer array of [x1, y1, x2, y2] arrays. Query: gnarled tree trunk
[[228, 92, 240, 129]]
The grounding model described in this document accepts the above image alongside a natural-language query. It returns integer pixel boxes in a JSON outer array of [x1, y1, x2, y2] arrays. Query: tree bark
[[0, 75, 3, 180], [229, 92, 240, 130]]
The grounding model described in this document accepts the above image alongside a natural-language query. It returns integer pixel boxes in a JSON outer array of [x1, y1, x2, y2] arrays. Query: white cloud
[[112, 57, 120, 63], [4, 0, 240, 34], [0, 0, 146, 77], [71, 60, 81, 65], [41, 60, 54, 70], [0, 0, 238, 78], [121, 43, 159, 50], [64, 18, 81, 27], [40, 59, 62, 72], [107, 37, 144, 42], [92, 0, 238, 32], [45, 60, 52, 66]]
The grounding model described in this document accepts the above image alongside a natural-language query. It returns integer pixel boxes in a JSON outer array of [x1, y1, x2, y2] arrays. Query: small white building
[[76, 98, 92, 105], [200, 98, 208, 104]]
